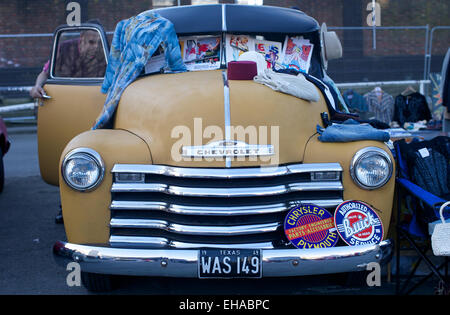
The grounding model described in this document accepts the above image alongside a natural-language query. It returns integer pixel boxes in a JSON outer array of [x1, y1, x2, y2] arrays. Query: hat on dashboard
[[320, 23, 343, 70]]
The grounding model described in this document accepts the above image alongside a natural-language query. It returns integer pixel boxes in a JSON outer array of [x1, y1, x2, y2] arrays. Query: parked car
[[0, 116, 11, 193], [39, 4, 395, 292]]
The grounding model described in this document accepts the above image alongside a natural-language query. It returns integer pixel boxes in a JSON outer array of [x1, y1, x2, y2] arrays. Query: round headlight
[[350, 147, 393, 190], [61, 148, 105, 191]]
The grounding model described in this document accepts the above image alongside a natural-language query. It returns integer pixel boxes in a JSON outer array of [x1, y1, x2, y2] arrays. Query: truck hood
[[114, 70, 329, 167]]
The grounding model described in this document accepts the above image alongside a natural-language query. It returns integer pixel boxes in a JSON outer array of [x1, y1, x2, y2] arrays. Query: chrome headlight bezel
[[61, 148, 105, 192], [350, 147, 393, 190]]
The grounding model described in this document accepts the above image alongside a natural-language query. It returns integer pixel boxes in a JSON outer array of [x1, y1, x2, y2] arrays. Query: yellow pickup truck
[[39, 4, 394, 291]]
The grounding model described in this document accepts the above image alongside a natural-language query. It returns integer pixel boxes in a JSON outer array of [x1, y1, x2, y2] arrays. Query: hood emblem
[[182, 140, 274, 158]]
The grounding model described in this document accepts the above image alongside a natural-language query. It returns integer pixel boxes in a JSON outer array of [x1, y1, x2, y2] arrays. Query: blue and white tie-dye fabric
[[93, 11, 186, 129]]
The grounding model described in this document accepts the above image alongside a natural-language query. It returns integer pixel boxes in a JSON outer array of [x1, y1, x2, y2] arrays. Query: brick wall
[[88, 0, 153, 33], [264, 0, 344, 26], [1, 1, 447, 34], [0, 0, 448, 84]]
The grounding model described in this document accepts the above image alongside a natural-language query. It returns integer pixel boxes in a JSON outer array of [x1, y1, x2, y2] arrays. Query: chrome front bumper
[[53, 239, 393, 277]]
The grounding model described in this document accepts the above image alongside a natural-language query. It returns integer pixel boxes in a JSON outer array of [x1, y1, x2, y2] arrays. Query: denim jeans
[[317, 119, 390, 142]]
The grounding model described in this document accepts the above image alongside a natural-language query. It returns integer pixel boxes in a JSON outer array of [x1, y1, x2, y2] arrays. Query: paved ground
[[0, 127, 445, 295]]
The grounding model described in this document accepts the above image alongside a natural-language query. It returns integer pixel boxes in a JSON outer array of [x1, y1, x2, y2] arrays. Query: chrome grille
[[109, 163, 343, 249]]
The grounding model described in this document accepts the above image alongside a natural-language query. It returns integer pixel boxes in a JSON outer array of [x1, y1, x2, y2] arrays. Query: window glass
[[191, 0, 219, 4], [235, 0, 263, 5], [152, 0, 175, 7], [53, 29, 106, 78]]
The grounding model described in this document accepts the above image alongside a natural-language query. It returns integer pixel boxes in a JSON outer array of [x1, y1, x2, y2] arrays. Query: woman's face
[[79, 30, 101, 59]]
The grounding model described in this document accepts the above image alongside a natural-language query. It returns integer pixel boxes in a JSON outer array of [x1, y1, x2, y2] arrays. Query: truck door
[[37, 24, 109, 186]]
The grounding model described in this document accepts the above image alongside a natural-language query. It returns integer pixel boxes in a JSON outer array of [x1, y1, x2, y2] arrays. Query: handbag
[[431, 201, 450, 256]]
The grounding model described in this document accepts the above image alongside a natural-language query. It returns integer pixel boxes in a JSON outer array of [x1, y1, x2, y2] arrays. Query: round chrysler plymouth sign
[[334, 200, 384, 246], [284, 204, 338, 249]]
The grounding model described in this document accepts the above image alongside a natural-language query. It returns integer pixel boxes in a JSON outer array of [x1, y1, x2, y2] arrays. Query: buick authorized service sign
[[284, 204, 338, 249], [334, 200, 384, 246]]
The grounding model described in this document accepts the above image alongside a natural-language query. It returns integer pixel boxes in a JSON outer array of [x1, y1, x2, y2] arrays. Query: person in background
[[54, 28, 106, 78], [29, 61, 50, 98]]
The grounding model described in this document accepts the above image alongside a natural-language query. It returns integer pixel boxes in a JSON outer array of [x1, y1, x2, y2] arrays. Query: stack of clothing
[[396, 136, 450, 224], [253, 69, 320, 102], [317, 119, 390, 143], [398, 136, 450, 199], [393, 92, 432, 126]]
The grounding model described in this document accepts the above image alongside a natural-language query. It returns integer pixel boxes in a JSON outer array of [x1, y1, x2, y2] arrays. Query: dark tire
[[81, 272, 114, 292], [0, 146, 4, 194], [329, 271, 367, 288], [343, 271, 367, 287]]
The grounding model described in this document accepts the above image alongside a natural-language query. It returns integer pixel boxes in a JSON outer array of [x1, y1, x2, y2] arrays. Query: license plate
[[198, 249, 262, 278]]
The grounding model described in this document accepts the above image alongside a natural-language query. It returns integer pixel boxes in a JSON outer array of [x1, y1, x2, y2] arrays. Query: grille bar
[[110, 218, 280, 236], [112, 163, 342, 179], [110, 199, 343, 216], [111, 182, 343, 197]]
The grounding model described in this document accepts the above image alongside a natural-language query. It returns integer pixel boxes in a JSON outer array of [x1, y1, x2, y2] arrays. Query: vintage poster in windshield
[[281, 35, 314, 73]]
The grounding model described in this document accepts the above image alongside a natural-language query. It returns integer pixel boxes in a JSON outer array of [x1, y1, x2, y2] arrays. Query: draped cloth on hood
[[253, 69, 320, 102], [93, 11, 186, 129]]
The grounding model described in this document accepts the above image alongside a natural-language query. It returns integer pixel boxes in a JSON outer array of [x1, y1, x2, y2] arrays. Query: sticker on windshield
[[334, 200, 383, 246], [284, 204, 338, 249]]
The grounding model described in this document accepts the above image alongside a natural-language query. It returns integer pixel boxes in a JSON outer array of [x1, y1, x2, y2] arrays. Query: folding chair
[[395, 137, 450, 295]]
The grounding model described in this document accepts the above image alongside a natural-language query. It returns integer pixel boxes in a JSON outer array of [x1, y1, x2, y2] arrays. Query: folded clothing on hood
[[93, 10, 186, 129], [253, 69, 320, 102], [317, 119, 390, 142]]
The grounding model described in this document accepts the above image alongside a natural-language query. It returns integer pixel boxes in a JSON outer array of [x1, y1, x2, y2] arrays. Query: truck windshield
[[142, 32, 324, 80]]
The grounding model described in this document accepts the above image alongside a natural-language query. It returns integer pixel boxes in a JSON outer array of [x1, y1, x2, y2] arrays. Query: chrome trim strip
[[111, 163, 343, 179], [181, 140, 275, 158], [222, 70, 232, 168], [170, 241, 274, 249], [53, 239, 393, 277], [110, 236, 169, 248], [109, 235, 275, 249], [110, 218, 280, 236], [221, 4, 227, 32], [110, 199, 344, 216], [111, 182, 343, 197]]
